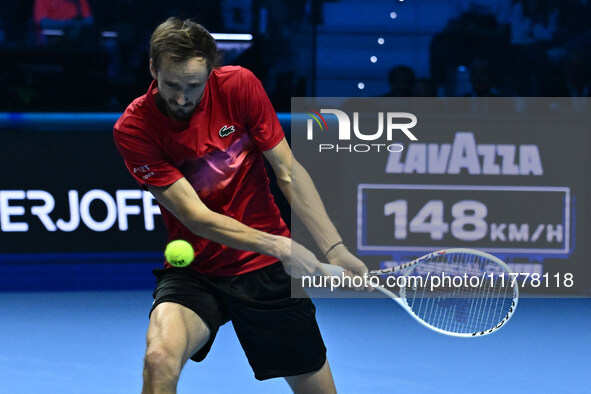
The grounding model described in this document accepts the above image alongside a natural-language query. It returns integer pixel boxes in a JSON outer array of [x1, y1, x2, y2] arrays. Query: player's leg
[[144, 267, 228, 393], [224, 262, 332, 388], [284, 358, 336, 394], [142, 302, 210, 394]]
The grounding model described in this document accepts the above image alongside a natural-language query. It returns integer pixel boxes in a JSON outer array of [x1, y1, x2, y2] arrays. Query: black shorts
[[150, 262, 327, 380]]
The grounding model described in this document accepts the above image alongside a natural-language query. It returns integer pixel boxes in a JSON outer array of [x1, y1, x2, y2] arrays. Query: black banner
[[291, 97, 591, 295], [0, 126, 167, 254]]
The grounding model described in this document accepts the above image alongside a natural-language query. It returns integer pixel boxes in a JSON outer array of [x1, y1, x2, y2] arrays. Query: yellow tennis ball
[[164, 240, 194, 267]]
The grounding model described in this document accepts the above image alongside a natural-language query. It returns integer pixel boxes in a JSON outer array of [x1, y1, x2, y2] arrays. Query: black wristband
[[324, 241, 343, 257]]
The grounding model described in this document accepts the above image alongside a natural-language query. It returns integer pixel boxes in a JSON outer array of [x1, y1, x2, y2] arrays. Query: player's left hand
[[325, 244, 373, 291]]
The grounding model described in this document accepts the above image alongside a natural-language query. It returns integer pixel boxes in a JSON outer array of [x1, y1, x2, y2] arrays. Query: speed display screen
[[358, 184, 569, 254]]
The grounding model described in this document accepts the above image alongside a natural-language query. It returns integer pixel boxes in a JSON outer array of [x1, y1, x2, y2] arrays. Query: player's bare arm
[[148, 178, 285, 256], [263, 137, 369, 278], [147, 178, 330, 277]]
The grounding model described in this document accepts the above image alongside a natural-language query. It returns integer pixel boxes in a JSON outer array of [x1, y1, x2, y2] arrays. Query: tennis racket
[[322, 248, 518, 337]]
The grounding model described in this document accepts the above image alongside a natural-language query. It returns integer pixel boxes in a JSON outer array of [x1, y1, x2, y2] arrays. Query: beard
[[166, 101, 196, 122]]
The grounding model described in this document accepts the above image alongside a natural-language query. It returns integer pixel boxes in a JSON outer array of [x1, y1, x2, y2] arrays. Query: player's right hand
[[279, 239, 328, 278]]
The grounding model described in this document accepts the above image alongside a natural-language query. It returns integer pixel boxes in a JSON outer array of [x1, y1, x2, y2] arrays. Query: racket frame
[[323, 248, 519, 337]]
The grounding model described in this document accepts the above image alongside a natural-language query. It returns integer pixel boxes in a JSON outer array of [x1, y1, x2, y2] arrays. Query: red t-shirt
[[113, 66, 290, 276]]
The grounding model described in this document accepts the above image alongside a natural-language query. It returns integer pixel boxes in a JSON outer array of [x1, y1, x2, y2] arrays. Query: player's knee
[[143, 345, 182, 381]]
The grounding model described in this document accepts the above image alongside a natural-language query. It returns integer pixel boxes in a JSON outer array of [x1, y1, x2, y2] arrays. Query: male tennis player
[[113, 17, 368, 393]]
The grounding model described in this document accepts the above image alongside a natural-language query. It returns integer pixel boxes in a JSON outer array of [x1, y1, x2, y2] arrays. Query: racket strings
[[403, 252, 516, 334]]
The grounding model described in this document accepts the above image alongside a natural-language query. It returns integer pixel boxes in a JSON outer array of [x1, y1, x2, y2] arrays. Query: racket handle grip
[[320, 263, 346, 276]]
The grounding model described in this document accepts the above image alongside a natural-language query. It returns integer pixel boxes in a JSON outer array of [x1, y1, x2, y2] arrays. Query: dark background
[[3, 0, 591, 111]]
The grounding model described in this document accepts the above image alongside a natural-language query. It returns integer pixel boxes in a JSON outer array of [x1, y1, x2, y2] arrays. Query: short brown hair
[[149, 17, 220, 72]]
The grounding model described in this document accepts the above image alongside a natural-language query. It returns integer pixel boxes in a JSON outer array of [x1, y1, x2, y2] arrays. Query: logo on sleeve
[[133, 165, 150, 173], [133, 165, 154, 180], [219, 125, 236, 137]]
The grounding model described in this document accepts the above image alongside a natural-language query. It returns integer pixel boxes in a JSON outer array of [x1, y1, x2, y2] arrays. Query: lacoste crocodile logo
[[219, 125, 236, 137]]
